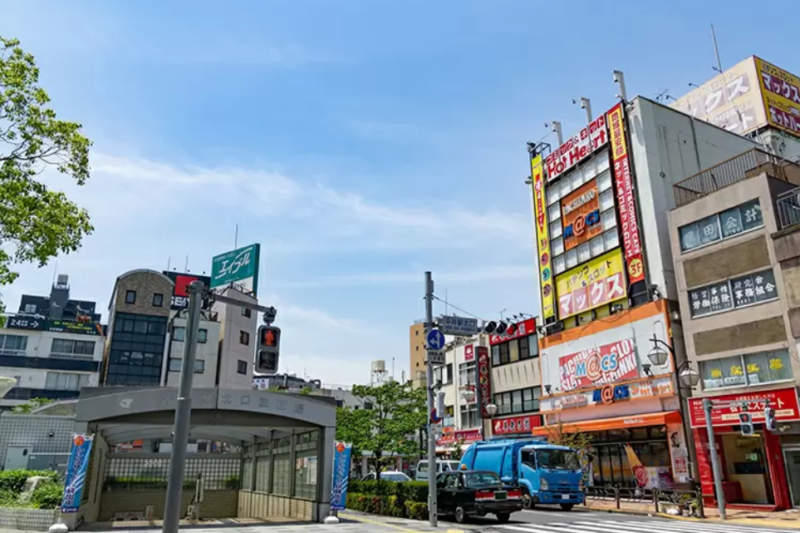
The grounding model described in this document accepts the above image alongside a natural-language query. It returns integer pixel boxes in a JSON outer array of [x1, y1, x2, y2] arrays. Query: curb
[[584, 504, 800, 529]]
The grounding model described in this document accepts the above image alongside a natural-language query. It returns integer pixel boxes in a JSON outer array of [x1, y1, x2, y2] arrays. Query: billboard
[[755, 57, 800, 137], [688, 387, 800, 428], [476, 346, 492, 418], [561, 179, 601, 251], [559, 338, 637, 392], [545, 114, 608, 182], [555, 248, 626, 319], [163, 271, 212, 310], [668, 57, 767, 135], [607, 103, 645, 285], [531, 154, 555, 321], [210, 243, 261, 296]]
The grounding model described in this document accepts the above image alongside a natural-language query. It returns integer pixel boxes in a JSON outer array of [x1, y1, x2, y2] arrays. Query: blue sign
[[61, 434, 94, 513], [426, 329, 446, 351], [330, 442, 353, 511]]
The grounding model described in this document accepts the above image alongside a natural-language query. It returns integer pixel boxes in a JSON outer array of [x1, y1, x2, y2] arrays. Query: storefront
[[688, 387, 800, 510], [436, 428, 482, 458]]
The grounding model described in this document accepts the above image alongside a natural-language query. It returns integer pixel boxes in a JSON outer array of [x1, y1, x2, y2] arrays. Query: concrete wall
[[98, 490, 238, 521], [238, 491, 313, 522]]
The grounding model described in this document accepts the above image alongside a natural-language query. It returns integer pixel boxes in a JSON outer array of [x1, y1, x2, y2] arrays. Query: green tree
[[0, 37, 93, 321], [11, 397, 54, 414], [336, 381, 426, 479]]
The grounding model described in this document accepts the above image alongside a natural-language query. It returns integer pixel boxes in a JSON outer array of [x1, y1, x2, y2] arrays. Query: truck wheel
[[560, 503, 574, 511], [454, 506, 467, 524], [522, 493, 535, 509], [496, 513, 511, 523]]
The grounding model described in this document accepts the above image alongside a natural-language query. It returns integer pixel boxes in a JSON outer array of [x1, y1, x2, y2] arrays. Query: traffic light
[[765, 407, 777, 432], [255, 325, 281, 374], [739, 412, 754, 436]]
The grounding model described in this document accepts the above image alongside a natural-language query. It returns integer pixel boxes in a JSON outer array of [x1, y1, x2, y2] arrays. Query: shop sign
[[477, 346, 493, 418], [688, 387, 800, 428], [548, 376, 674, 411], [163, 271, 212, 310], [493, 414, 542, 435], [464, 344, 474, 362], [554, 394, 588, 410], [437, 428, 482, 446], [607, 102, 645, 285], [489, 318, 536, 346], [545, 115, 608, 182], [559, 338, 637, 391], [561, 180, 602, 251], [531, 154, 556, 321], [755, 57, 800, 137], [555, 248, 627, 320]]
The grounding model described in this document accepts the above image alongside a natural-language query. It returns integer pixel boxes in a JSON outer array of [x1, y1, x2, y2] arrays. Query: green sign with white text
[[210, 243, 261, 295]]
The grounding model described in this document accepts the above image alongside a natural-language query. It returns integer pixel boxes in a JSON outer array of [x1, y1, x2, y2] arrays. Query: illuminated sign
[[561, 180, 601, 251], [555, 248, 627, 319], [559, 338, 637, 391], [545, 114, 608, 181], [755, 57, 800, 137]]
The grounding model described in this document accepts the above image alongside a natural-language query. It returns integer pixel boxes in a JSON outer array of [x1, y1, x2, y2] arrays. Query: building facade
[[409, 322, 426, 383], [164, 312, 222, 388], [669, 158, 800, 509], [212, 286, 257, 389]]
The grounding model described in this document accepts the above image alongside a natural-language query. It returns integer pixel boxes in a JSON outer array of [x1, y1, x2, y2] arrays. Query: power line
[[431, 295, 486, 322]]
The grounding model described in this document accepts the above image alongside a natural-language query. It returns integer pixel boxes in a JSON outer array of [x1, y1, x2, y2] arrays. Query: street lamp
[[486, 403, 498, 417], [678, 363, 700, 388]]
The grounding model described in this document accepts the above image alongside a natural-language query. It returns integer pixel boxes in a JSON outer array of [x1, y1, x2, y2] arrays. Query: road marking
[[623, 520, 797, 533], [497, 520, 796, 533]]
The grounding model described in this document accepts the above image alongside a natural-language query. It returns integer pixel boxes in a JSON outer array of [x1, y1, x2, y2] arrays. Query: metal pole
[[424, 271, 438, 527], [703, 399, 726, 520], [163, 280, 204, 533]]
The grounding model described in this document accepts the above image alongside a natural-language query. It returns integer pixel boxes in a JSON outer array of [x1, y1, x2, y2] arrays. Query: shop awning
[[532, 411, 682, 436]]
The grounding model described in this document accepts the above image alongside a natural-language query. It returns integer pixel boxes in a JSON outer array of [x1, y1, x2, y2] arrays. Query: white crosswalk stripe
[[495, 518, 793, 533]]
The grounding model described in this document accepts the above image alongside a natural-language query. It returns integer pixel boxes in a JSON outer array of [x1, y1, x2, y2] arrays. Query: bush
[[0, 470, 60, 495], [345, 481, 429, 520], [405, 501, 428, 520], [30, 482, 63, 510]]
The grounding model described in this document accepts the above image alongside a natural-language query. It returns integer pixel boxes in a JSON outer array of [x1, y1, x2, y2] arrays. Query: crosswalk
[[495, 519, 793, 533]]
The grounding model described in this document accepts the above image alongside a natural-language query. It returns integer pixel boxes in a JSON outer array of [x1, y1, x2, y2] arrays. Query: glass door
[[785, 448, 800, 508]]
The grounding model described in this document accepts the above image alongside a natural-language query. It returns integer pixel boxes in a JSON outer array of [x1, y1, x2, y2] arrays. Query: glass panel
[[741, 199, 763, 231], [698, 215, 721, 246], [554, 254, 566, 274], [551, 236, 564, 256], [517, 336, 529, 360], [522, 388, 534, 412], [529, 337, 539, 358], [550, 218, 563, 239], [720, 206, 744, 238], [753, 269, 778, 303], [511, 390, 523, 414], [570, 171, 583, 192], [680, 222, 701, 251], [295, 448, 318, 500], [549, 203, 561, 223], [565, 248, 578, 268], [601, 208, 616, 231], [173, 327, 186, 342], [731, 273, 757, 307], [596, 168, 612, 192], [597, 151, 610, 173], [765, 350, 793, 382], [583, 162, 598, 182], [46, 373, 57, 389], [491, 345, 500, 366], [577, 242, 591, 263], [745, 352, 770, 385], [599, 188, 615, 211], [603, 229, 619, 250], [590, 234, 604, 257]]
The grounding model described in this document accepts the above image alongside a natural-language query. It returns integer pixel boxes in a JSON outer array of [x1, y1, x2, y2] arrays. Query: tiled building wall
[[0, 414, 75, 469], [0, 507, 59, 531], [99, 490, 238, 521]]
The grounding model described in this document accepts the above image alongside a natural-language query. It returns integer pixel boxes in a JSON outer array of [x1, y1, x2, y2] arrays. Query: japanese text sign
[[755, 57, 800, 137], [688, 387, 800, 428], [531, 154, 555, 321], [494, 414, 542, 435], [555, 248, 627, 319], [545, 115, 608, 181], [559, 338, 638, 392], [211, 243, 261, 296], [489, 318, 536, 345], [607, 102, 645, 285], [561, 180, 601, 251], [464, 344, 474, 362], [61, 434, 94, 513], [330, 442, 353, 510], [477, 346, 493, 418]]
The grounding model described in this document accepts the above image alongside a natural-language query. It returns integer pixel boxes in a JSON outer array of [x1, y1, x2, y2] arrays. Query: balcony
[[674, 148, 800, 207]]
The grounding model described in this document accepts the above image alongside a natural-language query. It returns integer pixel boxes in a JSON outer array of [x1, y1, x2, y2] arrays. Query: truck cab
[[459, 439, 584, 510]]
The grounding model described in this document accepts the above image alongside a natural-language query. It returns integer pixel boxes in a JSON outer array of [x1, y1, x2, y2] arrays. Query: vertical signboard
[[330, 442, 353, 511], [476, 346, 492, 418], [61, 434, 94, 513], [607, 102, 645, 285], [210, 243, 261, 296], [531, 154, 555, 321], [755, 57, 800, 137]]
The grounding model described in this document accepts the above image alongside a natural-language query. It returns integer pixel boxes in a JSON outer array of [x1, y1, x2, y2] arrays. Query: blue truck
[[459, 439, 585, 510]]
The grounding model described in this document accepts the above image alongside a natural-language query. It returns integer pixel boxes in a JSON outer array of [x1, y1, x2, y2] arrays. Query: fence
[[674, 149, 798, 207], [585, 485, 704, 517], [103, 453, 241, 492], [777, 187, 800, 230]]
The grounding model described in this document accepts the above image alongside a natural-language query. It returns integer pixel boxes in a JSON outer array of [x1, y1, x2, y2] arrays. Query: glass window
[[499, 342, 510, 365], [255, 455, 270, 493], [459, 363, 476, 386], [295, 448, 318, 499], [509, 340, 520, 363], [680, 222, 701, 251], [680, 199, 763, 252], [599, 188, 615, 212], [741, 199, 763, 231], [532, 386, 541, 412], [45, 372, 89, 391], [702, 355, 751, 389], [491, 345, 500, 367], [237, 360, 247, 374], [698, 214, 721, 246], [565, 248, 578, 268], [240, 331, 250, 345], [125, 290, 136, 304], [511, 390, 523, 413], [577, 242, 591, 263], [590, 234, 605, 257], [690, 269, 777, 318], [518, 336, 529, 360], [719, 206, 743, 238], [550, 218, 563, 239], [603, 229, 619, 250], [554, 255, 566, 275], [523, 388, 534, 412], [242, 307, 252, 318], [0, 334, 28, 353], [551, 236, 565, 257], [198, 329, 208, 343], [173, 327, 186, 342], [597, 167, 612, 191], [548, 203, 561, 223], [153, 293, 164, 307]]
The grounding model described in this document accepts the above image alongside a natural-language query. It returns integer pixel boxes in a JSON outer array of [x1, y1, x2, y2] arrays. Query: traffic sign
[[426, 329, 446, 351], [437, 315, 479, 337], [427, 352, 445, 366]]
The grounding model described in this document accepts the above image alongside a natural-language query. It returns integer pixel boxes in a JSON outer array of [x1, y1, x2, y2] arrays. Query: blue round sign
[[426, 329, 445, 351]]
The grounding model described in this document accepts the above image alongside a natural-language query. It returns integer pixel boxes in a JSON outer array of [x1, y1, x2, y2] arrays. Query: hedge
[[0, 470, 63, 510], [345, 480, 428, 520]]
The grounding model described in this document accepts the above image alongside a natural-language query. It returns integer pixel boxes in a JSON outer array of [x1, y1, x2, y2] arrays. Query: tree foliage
[[0, 36, 93, 320], [336, 381, 427, 478], [11, 397, 54, 414], [543, 419, 594, 452]]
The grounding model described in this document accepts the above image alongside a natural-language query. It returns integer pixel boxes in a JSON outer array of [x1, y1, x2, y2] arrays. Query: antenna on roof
[[711, 24, 723, 73]]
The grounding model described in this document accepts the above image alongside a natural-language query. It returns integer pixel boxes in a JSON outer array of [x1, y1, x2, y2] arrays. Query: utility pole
[[163, 280, 204, 533], [703, 399, 726, 520], [424, 271, 438, 527]]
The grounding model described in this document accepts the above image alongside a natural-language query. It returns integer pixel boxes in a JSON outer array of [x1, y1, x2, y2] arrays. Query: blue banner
[[330, 442, 352, 511], [61, 434, 94, 513]]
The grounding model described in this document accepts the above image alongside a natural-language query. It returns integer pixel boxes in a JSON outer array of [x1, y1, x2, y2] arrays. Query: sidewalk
[[584, 497, 800, 529]]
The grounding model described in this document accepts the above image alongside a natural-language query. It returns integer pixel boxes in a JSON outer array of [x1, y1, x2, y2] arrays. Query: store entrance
[[720, 432, 773, 505], [589, 426, 672, 488], [785, 448, 800, 508]]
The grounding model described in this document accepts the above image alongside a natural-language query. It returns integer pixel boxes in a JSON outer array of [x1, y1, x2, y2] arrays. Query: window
[[45, 372, 90, 391], [125, 290, 137, 304], [198, 329, 208, 344], [509, 340, 520, 363], [459, 362, 476, 386], [493, 335, 537, 366], [493, 385, 541, 415], [680, 199, 763, 252], [0, 334, 28, 354], [689, 268, 778, 318], [51, 339, 95, 359], [152, 293, 164, 307], [701, 350, 793, 390], [172, 327, 186, 342], [241, 307, 252, 318], [240, 331, 250, 345], [105, 312, 167, 387], [363, 401, 374, 410], [434, 363, 454, 385], [237, 360, 248, 374], [24, 304, 36, 314], [168, 358, 205, 373], [499, 342, 510, 365], [491, 345, 500, 366], [294, 431, 319, 499], [460, 404, 479, 428], [443, 405, 455, 427]]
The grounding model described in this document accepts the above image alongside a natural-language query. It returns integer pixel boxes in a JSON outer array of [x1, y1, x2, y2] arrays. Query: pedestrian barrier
[[584, 484, 704, 517]]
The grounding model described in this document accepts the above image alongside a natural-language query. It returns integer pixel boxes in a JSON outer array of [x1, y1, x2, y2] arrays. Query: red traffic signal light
[[256, 325, 281, 375]]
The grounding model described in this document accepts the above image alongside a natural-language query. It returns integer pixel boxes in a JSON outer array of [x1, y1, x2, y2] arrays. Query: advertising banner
[[163, 271, 212, 310], [211, 243, 261, 296], [476, 346, 493, 418], [545, 115, 608, 182], [61, 434, 94, 513], [464, 344, 474, 362], [330, 442, 353, 511], [438, 428, 481, 446], [607, 103, 645, 285], [6, 316, 104, 336], [561, 179, 601, 251], [688, 387, 800, 428], [489, 318, 536, 346], [755, 57, 800, 137], [559, 338, 637, 391], [555, 248, 627, 319], [531, 154, 555, 321], [493, 414, 542, 436]]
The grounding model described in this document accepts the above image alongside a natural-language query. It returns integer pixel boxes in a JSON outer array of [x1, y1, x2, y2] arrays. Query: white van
[[415, 460, 461, 481]]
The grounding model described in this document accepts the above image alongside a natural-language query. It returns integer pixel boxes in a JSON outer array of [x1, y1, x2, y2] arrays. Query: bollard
[[653, 488, 659, 514], [695, 484, 705, 519], [614, 486, 620, 509]]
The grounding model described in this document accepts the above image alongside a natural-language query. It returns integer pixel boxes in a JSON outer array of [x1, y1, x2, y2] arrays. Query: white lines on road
[[497, 519, 793, 533]]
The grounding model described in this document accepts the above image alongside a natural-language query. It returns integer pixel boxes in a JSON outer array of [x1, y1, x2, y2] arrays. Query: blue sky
[[2, 0, 798, 385]]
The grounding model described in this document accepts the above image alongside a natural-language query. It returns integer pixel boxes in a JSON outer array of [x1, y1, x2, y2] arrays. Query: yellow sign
[[531, 154, 555, 320], [755, 57, 800, 137], [555, 248, 627, 319]]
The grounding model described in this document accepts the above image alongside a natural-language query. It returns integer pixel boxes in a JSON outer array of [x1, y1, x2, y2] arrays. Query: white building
[[163, 312, 222, 388], [213, 286, 258, 389]]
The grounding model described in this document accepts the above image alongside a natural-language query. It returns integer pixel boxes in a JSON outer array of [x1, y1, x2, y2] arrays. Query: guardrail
[[777, 187, 800, 230], [584, 484, 704, 518]]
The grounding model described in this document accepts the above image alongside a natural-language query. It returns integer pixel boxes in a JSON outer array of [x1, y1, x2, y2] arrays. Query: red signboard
[[437, 428, 482, 446], [493, 414, 542, 435], [163, 271, 212, 311], [545, 115, 608, 182], [607, 102, 645, 285], [477, 346, 492, 418], [489, 318, 536, 346], [688, 387, 800, 428], [559, 338, 638, 391], [464, 344, 474, 362]]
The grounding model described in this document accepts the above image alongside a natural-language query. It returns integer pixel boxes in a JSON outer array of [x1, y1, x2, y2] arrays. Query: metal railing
[[585, 484, 704, 517], [674, 148, 799, 207], [777, 187, 800, 230]]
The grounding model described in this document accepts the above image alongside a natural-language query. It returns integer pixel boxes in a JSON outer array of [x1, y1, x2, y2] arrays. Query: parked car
[[436, 470, 523, 524], [361, 471, 412, 482], [415, 460, 460, 481]]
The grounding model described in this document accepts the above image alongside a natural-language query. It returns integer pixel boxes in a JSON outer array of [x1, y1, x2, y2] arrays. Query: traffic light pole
[[702, 399, 726, 520], [424, 271, 438, 528]]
